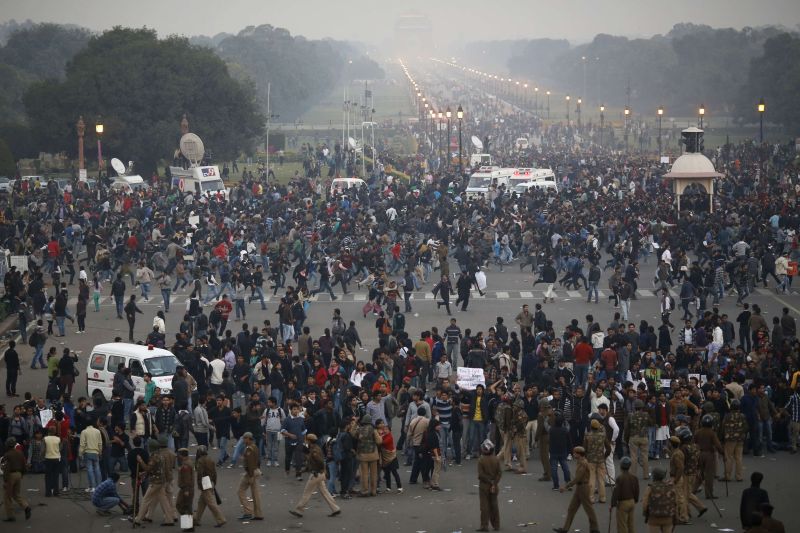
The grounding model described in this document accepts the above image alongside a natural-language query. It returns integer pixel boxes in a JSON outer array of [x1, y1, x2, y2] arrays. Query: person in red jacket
[[600, 345, 619, 381], [573, 336, 594, 389], [213, 295, 233, 336]]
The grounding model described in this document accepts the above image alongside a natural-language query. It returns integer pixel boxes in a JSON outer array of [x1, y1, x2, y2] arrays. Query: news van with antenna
[[169, 133, 229, 200], [469, 135, 492, 168]]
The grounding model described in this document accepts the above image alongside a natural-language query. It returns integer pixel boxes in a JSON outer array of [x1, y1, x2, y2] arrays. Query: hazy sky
[[3, 0, 799, 45]]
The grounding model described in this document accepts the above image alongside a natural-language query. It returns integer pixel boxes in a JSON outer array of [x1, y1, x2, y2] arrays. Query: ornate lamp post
[[445, 107, 452, 169], [546, 90, 551, 119], [95, 119, 104, 176], [76, 116, 86, 172], [457, 105, 464, 172], [657, 106, 664, 156], [565, 95, 571, 123], [758, 98, 766, 143], [698, 104, 705, 129], [577, 98, 582, 129], [599, 105, 605, 147], [623, 106, 630, 152]]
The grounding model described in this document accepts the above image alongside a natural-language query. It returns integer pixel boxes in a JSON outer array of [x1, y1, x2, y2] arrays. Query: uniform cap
[[620, 457, 632, 469], [590, 419, 602, 430], [481, 439, 495, 453], [242, 431, 254, 439], [634, 399, 644, 409], [306, 433, 318, 443], [652, 467, 666, 481]]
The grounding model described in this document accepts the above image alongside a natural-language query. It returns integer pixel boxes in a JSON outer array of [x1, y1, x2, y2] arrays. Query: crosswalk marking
[[353, 294, 366, 301], [597, 290, 606, 298], [424, 293, 434, 299], [756, 288, 771, 295], [519, 291, 533, 298], [566, 290, 581, 298], [637, 289, 654, 297], [496, 291, 509, 299]]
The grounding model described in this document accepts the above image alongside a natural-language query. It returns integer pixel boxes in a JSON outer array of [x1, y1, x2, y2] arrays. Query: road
[[3, 255, 799, 532]]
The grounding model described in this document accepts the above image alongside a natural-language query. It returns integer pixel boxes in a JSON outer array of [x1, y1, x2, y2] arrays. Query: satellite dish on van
[[111, 158, 126, 176], [347, 137, 358, 150], [471, 136, 483, 151], [179, 133, 205, 165]]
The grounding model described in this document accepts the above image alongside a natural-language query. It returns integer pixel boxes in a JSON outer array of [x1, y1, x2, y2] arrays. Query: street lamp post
[[546, 91, 551, 119], [446, 107, 452, 170], [577, 98, 582, 129], [534, 87, 539, 113], [523, 83, 528, 108], [457, 105, 464, 173], [599, 105, 605, 147], [623, 106, 630, 152], [565, 95, 571, 124], [76, 116, 85, 173], [699, 104, 705, 129], [437, 110, 443, 164], [758, 98, 766, 143], [657, 106, 664, 156], [95, 119, 104, 176]]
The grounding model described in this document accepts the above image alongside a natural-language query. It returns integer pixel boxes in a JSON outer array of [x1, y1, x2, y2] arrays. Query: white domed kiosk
[[664, 127, 722, 216]]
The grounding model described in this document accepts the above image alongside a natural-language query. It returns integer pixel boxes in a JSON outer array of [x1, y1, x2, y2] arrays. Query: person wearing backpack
[[642, 467, 677, 533], [352, 414, 381, 496], [331, 309, 346, 339]]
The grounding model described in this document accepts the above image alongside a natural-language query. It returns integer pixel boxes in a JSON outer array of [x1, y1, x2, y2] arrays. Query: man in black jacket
[[740, 471, 770, 529]]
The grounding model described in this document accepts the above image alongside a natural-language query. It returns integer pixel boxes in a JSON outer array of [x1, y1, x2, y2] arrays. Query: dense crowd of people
[[0, 108, 798, 532]]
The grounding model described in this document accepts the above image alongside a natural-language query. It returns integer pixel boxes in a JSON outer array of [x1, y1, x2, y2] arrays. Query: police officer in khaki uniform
[[477, 439, 502, 532], [677, 427, 707, 523], [237, 432, 263, 520], [722, 399, 746, 481], [642, 468, 677, 533], [623, 400, 652, 480], [175, 448, 194, 532], [134, 440, 170, 527], [193, 445, 225, 527], [289, 434, 341, 518], [2, 437, 31, 522], [610, 457, 639, 533], [553, 446, 600, 533], [695, 414, 724, 500], [584, 418, 612, 503], [535, 399, 552, 482]]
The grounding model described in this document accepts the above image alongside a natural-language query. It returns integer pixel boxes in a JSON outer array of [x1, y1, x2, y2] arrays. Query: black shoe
[[698, 508, 708, 517], [237, 515, 253, 521], [289, 510, 303, 518], [25, 507, 31, 520]]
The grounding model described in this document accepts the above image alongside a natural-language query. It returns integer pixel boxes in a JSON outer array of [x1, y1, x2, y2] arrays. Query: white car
[[0, 177, 11, 193]]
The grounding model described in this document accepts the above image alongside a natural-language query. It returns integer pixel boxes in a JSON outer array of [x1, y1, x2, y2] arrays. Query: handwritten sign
[[39, 409, 53, 428], [9, 255, 27, 272], [457, 367, 486, 391], [660, 379, 672, 390]]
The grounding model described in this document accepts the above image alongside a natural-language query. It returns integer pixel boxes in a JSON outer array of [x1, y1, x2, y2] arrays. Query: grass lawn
[[297, 78, 416, 127]]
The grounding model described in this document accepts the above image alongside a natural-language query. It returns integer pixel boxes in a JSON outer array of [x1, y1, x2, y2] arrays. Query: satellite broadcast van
[[110, 158, 149, 193], [169, 133, 229, 200], [469, 135, 492, 168]]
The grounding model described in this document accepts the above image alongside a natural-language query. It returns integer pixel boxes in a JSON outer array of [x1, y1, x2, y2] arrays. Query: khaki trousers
[[678, 474, 705, 522], [629, 436, 649, 479], [295, 473, 339, 514], [513, 435, 528, 471], [479, 485, 500, 530], [699, 451, 716, 498], [588, 461, 607, 502], [723, 441, 743, 480], [539, 435, 551, 480], [431, 456, 442, 487], [562, 484, 599, 531], [237, 473, 263, 518], [3, 472, 28, 519], [525, 420, 538, 455], [499, 431, 513, 467], [359, 460, 378, 495], [194, 488, 225, 525], [616, 498, 636, 533], [136, 483, 170, 523]]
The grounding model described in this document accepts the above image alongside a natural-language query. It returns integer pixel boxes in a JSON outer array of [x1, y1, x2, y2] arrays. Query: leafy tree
[[736, 33, 800, 135], [0, 23, 91, 80], [23, 27, 264, 175], [0, 139, 15, 177]]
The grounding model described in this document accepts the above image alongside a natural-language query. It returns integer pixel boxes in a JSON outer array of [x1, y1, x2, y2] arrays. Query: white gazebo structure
[[664, 127, 722, 216]]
